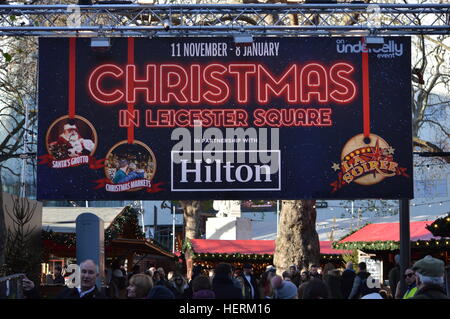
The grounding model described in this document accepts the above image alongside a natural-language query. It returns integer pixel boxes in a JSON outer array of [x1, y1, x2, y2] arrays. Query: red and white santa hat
[[63, 123, 78, 131]]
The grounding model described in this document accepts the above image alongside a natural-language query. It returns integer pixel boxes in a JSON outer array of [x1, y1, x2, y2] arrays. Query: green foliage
[[334, 239, 450, 251], [333, 240, 399, 251], [426, 212, 450, 238], [2, 52, 12, 63], [42, 229, 76, 247], [341, 250, 359, 268], [3, 197, 41, 282], [182, 238, 192, 253], [105, 206, 145, 242]]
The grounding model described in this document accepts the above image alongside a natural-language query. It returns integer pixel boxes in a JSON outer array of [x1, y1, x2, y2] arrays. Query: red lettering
[[88, 64, 124, 104], [300, 63, 328, 103], [258, 64, 297, 104], [87, 62, 357, 107], [119, 109, 140, 127], [160, 64, 188, 104], [330, 62, 357, 103], [190, 64, 201, 104], [126, 64, 156, 104], [203, 64, 230, 104], [229, 64, 256, 103]]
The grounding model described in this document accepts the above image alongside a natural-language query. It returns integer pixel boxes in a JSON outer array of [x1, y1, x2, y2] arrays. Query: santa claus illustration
[[49, 123, 95, 158]]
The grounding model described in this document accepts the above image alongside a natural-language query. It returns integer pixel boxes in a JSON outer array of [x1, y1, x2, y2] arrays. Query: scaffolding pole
[[0, 4, 448, 36]]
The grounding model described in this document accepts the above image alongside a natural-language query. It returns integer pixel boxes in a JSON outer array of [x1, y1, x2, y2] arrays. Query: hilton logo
[[171, 150, 281, 191], [170, 123, 281, 192]]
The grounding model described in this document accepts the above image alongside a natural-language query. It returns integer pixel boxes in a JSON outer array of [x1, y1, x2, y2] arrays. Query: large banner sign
[[37, 37, 413, 200]]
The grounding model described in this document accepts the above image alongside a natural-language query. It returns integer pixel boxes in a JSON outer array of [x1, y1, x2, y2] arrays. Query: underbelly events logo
[[336, 39, 404, 59], [170, 122, 281, 192]]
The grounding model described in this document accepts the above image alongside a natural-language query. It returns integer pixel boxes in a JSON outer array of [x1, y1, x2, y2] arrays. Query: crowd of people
[[105, 153, 154, 184], [21, 255, 448, 299]]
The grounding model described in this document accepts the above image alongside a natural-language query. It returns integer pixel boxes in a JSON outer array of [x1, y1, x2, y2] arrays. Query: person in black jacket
[[348, 262, 378, 299], [57, 259, 106, 299], [183, 264, 203, 299], [53, 266, 65, 285], [240, 263, 259, 299], [341, 261, 356, 299], [289, 265, 302, 288], [411, 255, 448, 300], [388, 254, 400, 296], [212, 263, 243, 299]]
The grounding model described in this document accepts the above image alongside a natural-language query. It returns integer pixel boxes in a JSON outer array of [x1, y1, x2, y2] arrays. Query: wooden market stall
[[332, 219, 450, 283], [41, 206, 177, 286]]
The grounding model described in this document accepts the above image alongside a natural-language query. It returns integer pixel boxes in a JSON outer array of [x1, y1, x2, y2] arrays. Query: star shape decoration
[[386, 146, 395, 155], [332, 163, 340, 171], [366, 139, 383, 162]]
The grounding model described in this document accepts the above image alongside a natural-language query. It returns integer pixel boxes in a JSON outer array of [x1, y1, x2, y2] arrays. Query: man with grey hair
[[58, 259, 106, 299], [411, 255, 448, 299]]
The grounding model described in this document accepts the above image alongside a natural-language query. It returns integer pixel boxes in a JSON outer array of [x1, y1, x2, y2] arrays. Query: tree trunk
[[273, 200, 320, 274], [179, 200, 202, 279], [0, 167, 5, 268]]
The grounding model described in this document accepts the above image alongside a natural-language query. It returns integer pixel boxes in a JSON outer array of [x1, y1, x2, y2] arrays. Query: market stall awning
[[333, 220, 450, 251], [190, 239, 350, 255], [340, 221, 436, 242]]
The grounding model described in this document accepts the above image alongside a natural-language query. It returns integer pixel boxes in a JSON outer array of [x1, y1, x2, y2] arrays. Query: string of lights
[[318, 199, 450, 210], [333, 239, 450, 251], [191, 252, 344, 271], [414, 163, 449, 168]]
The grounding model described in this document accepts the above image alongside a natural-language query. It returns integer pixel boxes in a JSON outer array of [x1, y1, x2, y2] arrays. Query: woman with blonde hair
[[171, 274, 189, 299], [127, 274, 154, 299]]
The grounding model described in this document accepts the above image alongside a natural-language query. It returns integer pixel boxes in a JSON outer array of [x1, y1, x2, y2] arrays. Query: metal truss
[[0, 3, 449, 36]]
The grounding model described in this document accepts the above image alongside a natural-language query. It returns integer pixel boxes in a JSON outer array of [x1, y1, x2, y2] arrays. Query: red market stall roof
[[333, 220, 450, 251], [189, 239, 350, 256]]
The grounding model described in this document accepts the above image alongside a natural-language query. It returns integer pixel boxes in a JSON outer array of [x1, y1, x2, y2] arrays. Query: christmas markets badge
[[330, 133, 409, 192], [94, 140, 164, 193], [39, 115, 104, 169]]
